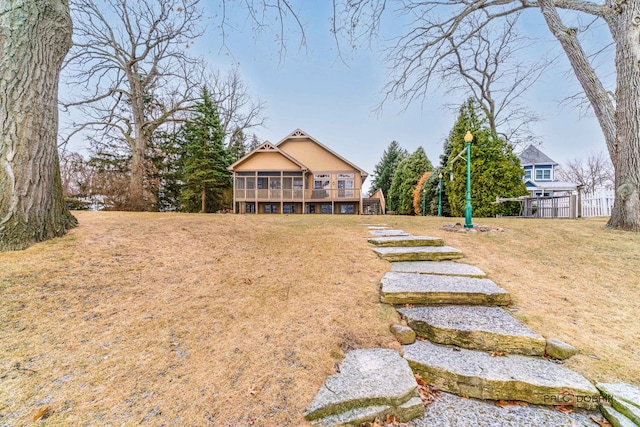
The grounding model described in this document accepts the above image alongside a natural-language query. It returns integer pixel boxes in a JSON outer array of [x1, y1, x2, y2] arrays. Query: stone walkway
[[305, 224, 640, 426]]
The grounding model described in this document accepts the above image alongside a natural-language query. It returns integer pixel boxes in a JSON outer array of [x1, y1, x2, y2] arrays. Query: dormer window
[[535, 168, 551, 180]]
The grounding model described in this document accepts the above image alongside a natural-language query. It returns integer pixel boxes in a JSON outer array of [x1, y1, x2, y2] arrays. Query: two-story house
[[228, 129, 369, 214], [518, 145, 577, 197]]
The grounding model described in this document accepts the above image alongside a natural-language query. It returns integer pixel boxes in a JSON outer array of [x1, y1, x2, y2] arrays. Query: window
[[283, 204, 297, 214], [535, 168, 551, 180], [313, 179, 331, 199], [524, 170, 531, 180], [321, 204, 332, 214], [337, 179, 354, 198], [307, 204, 316, 214], [264, 204, 278, 214], [245, 203, 256, 213], [340, 204, 355, 214]]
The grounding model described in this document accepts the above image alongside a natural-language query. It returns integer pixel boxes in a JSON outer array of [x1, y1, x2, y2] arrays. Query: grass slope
[[1, 212, 638, 425]]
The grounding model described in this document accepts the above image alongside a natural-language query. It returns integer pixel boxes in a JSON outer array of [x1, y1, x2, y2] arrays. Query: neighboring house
[[518, 145, 577, 197], [228, 129, 369, 214], [363, 188, 386, 215]]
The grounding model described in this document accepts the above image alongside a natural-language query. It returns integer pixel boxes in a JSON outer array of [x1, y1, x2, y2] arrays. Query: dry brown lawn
[[1, 212, 638, 426]]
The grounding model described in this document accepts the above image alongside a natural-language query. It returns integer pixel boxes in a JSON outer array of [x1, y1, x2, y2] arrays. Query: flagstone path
[[305, 224, 640, 426]]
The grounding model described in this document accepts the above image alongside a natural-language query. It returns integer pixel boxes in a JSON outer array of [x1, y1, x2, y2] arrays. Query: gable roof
[[227, 141, 309, 171], [276, 129, 369, 179], [518, 145, 558, 166]]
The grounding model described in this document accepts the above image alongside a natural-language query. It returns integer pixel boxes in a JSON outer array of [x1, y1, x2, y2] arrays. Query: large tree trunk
[[127, 68, 148, 211], [539, 0, 640, 231], [0, 0, 78, 251], [607, 3, 640, 231]]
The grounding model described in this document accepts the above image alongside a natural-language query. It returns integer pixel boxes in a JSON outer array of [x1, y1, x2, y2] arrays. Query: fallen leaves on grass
[[33, 406, 52, 421], [415, 374, 440, 404], [489, 351, 507, 357]]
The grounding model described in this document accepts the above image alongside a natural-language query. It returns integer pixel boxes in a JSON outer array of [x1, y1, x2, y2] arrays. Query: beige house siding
[[233, 151, 303, 171], [278, 138, 354, 171]]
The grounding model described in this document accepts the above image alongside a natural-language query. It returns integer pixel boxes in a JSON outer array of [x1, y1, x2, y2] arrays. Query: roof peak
[[518, 145, 558, 166]]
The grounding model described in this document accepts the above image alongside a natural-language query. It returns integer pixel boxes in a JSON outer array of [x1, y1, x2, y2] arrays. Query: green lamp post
[[437, 172, 443, 217], [421, 188, 427, 216], [464, 131, 473, 228]]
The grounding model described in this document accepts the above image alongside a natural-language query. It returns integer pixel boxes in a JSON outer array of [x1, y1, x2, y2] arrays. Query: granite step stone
[[367, 235, 445, 247], [373, 246, 463, 262], [600, 405, 638, 427], [304, 348, 423, 425], [409, 392, 597, 427], [369, 229, 411, 237], [391, 261, 486, 277], [597, 383, 640, 425], [380, 272, 510, 306], [403, 340, 599, 409], [398, 306, 545, 356], [597, 383, 640, 409]]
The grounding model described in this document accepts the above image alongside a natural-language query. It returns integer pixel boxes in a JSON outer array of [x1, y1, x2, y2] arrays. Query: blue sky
[[63, 2, 611, 192], [194, 3, 610, 190]]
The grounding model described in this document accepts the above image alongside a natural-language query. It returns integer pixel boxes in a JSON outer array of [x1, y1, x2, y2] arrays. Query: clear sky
[[195, 3, 611, 192], [63, 2, 611, 193]]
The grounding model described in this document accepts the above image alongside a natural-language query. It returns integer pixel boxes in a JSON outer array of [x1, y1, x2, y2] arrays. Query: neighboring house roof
[[227, 141, 309, 171], [525, 179, 577, 191], [518, 145, 558, 166], [275, 129, 369, 180]]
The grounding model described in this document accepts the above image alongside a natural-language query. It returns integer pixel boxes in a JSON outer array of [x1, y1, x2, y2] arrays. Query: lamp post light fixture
[[437, 172, 443, 217], [463, 131, 474, 228], [421, 188, 427, 216]]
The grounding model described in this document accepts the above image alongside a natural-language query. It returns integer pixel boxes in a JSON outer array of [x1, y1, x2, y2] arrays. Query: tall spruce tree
[[387, 147, 433, 214], [369, 141, 408, 198], [445, 99, 528, 217], [180, 87, 231, 213], [228, 128, 247, 162]]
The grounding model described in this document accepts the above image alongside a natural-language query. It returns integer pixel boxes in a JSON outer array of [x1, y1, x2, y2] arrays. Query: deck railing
[[234, 188, 361, 201]]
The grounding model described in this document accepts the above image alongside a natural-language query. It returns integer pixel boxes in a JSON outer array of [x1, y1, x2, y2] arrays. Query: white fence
[[498, 189, 615, 219], [580, 190, 614, 218]]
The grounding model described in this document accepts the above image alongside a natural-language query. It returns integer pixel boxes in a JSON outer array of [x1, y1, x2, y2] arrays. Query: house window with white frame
[[535, 168, 551, 180]]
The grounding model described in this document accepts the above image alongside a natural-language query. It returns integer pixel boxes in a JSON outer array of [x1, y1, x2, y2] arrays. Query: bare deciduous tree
[[336, 0, 640, 231], [62, 0, 206, 211], [440, 16, 551, 149], [207, 67, 267, 146], [557, 151, 614, 194]]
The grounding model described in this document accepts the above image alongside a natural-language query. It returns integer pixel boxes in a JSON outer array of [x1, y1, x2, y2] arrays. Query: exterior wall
[[523, 164, 554, 182], [279, 138, 354, 171], [234, 151, 303, 171]]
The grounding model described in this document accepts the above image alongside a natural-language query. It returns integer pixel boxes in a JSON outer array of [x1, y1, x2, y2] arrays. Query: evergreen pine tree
[[387, 147, 433, 214], [445, 99, 528, 217], [369, 141, 408, 198], [180, 87, 231, 213], [247, 133, 261, 152], [148, 129, 184, 211], [228, 128, 247, 162]]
